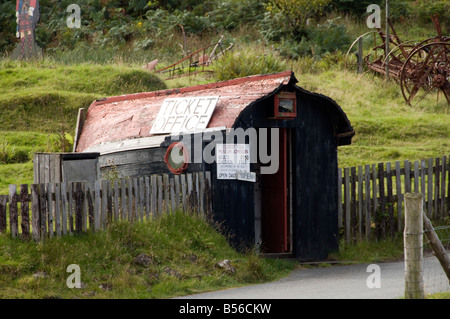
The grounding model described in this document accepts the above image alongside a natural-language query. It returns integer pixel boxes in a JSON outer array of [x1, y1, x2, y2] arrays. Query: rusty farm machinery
[[346, 15, 449, 105], [151, 34, 233, 80]]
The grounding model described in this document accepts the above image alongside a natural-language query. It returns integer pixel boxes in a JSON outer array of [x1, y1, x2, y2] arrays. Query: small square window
[[274, 92, 296, 118]]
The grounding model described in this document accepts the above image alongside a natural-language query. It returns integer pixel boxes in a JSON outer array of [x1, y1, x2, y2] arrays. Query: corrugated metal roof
[[75, 71, 294, 153]]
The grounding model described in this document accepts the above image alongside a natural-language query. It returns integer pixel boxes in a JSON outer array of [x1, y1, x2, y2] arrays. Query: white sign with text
[[150, 96, 219, 134], [216, 144, 251, 180]]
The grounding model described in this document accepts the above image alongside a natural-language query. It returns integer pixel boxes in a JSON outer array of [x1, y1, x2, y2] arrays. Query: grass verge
[[0, 210, 295, 299], [0, 59, 167, 133], [328, 236, 404, 264]]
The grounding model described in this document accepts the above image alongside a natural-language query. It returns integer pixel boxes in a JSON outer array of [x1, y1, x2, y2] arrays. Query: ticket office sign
[[150, 96, 219, 134]]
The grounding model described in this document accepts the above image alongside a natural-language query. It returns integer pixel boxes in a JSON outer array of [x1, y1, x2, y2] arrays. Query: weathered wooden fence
[[3, 154, 449, 244], [0, 172, 212, 241], [338, 155, 450, 243]]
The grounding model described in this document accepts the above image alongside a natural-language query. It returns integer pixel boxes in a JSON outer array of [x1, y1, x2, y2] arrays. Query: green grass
[[1, 60, 450, 193], [0, 162, 34, 193], [1, 13, 448, 191], [0, 211, 295, 299], [0, 131, 58, 193], [426, 292, 450, 299], [0, 7, 448, 300], [328, 236, 405, 264], [0, 59, 167, 133], [213, 47, 288, 81], [0, 59, 168, 193], [0, 131, 64, 164], [292, 69, 450, 168]]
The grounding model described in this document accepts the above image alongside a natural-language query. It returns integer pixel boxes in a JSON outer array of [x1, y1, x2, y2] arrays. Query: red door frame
[[261, 128, 289, 253]]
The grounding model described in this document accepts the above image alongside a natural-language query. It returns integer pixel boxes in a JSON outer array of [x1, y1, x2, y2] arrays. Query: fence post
[[74, 182, 83, 233], [404, 193, 424, 299], [31, 184, 40, 241], [20, 184, 30, 239], [9, 185, 18, 238], [357, 37, 363, 74], [0, 196, 7, 233], [423, 213, 450, 283]]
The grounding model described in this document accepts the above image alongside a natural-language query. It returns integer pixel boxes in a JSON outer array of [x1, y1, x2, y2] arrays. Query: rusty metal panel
[[75, 71, 294, 153]]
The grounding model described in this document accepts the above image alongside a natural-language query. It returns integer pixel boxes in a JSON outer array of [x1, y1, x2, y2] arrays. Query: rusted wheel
[[400, 42, 450, 105], [345, 31, 379, 72], [381, 41, 417, 82]]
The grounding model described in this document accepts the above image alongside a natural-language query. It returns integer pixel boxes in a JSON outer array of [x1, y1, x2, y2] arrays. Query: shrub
[[175, 10, 210, 35], [260, 10, 299, 43], [0, 1, 17, 55], [415, 0, 449, 26], [208, 0, 265, 31], [213, 49, 287, 81], [330, 0, 380, 15], [143, 0, 265, 37], [276, 19, 351, 59], [385, 1, 412, 23], [262, 0, 331, 42], [291, 51, 346, 74]]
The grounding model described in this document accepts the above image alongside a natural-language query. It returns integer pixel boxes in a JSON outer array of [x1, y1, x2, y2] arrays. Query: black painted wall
[[293, 94, 339, 261], [216, 86, 340, 260]]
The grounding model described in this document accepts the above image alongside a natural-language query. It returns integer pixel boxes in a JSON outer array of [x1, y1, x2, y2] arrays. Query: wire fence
[[423, 225, 450, 295]]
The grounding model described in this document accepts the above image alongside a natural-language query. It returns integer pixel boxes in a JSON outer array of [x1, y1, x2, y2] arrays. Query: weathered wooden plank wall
[[338, 155, 450, 243], [0, 172, 212, 241]]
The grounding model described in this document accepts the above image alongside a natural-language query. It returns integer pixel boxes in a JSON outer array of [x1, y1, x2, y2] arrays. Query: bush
[[208, 0, 265, 31], [143, 0, 265, 37], [175, 10, 210, 35], [330, 0, 380, 15], [385, 1, 412, 23], [291, 51, 346, 74], [260, 10, 301, 43], [147, 0, 207, 12], [213, 49, 287, 81], [276, 19, 351, 59], [261, 0, 331, 42], [415, 0, 449, 26], [0, 1, 17, 55]]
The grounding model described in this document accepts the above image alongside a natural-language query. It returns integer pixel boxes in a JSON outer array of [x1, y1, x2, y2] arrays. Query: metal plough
[[346, 15, 449, 105], [154, 35, 234, 80]]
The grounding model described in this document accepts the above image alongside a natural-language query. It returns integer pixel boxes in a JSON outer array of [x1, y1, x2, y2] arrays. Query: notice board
[[216, 143, 253, 180]]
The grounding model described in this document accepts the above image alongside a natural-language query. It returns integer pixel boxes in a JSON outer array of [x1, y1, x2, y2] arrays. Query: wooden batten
[[73, 108, 86, 153]]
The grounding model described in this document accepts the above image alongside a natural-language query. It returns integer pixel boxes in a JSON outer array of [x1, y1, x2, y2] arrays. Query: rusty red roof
[[75, 71, 295, 153]]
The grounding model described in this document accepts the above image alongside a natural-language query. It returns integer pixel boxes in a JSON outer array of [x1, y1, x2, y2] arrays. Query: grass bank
[[0, 59, 167, 133], [292, 69, 450, 168], [0, 60, 168, 193], [0, 211, 295, 299], [1, 60, 450, 193]]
